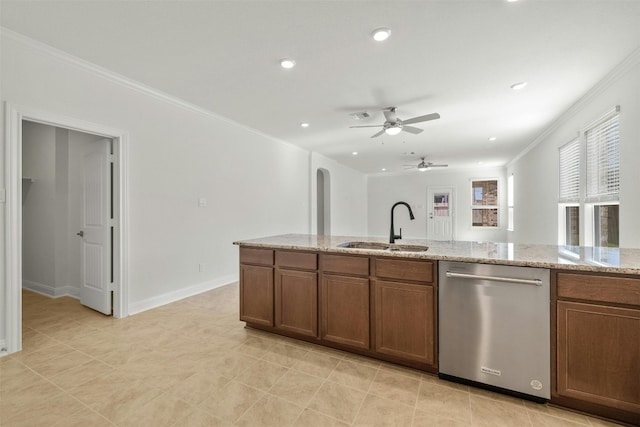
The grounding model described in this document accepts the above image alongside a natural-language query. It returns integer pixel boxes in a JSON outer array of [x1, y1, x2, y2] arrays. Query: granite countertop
[[233, 234, 640, 275]]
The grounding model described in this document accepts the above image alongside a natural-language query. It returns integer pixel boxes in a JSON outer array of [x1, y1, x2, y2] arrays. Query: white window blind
[[559, 139, 580, 202], [586, 109, 620, 200]]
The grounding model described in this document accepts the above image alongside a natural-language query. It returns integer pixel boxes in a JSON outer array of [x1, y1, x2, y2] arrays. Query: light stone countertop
[[233, 234, 640, 275]]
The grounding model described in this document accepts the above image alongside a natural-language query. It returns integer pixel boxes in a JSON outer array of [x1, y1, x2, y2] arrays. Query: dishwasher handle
[[445, 271, 543, 286]]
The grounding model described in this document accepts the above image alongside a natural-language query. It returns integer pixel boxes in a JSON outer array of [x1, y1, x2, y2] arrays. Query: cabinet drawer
[[374, 258, 433, 283], [276, 251, 317, 270], [240, 247, 274, 266], [320, 254, 369, 277], [557, 273, 640, 306]]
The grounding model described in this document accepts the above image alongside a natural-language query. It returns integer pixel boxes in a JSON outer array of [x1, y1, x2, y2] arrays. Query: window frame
[[470, 178, 499, 228], [557, 107, 620, 248], [507, 174, 514, 231], [558, 138, 581, 246]]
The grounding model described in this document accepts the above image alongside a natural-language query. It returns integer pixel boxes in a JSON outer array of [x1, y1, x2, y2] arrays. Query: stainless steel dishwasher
[[438, 261, 550, 401]]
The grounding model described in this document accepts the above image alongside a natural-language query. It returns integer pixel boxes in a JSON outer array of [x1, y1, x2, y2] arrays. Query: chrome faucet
[[390, 201, 415, 244]]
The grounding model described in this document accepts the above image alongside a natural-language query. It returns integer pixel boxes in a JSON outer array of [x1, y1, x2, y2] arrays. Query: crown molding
[[507, 45, 640, 168], [0, 26, 305, 153]]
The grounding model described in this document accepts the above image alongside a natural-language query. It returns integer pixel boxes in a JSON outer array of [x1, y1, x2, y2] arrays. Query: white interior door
[[427, 187, 454, 241], [79, 138, 112, 314]]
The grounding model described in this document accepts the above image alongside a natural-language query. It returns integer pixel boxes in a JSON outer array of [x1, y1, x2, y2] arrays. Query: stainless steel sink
[[337, 241, 428, 252], [338, 241, 391, 250], [389, 244, 429, 252]]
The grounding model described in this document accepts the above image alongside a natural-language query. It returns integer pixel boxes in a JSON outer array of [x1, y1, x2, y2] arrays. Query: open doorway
[[3, 103, 129, 355], [22, 121, 113, 314], [317, 168, 331, 235]]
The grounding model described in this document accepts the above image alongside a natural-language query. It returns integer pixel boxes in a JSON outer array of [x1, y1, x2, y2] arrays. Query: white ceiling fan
[[350, 107, 440, 138], [404, 157, 448, 171]]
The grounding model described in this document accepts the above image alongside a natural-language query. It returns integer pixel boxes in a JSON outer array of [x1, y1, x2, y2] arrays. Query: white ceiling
[[2, 0, 640, 174]]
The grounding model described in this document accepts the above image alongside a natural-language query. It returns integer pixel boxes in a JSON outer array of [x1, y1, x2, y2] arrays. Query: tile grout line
[[347, 362, 381, 425], [410, 374, 423, 427], [6, 354, 114, 426]]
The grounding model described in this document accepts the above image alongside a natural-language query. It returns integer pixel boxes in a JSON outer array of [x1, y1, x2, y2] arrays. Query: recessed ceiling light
[[488, 136, 497, 141], [507, 0, 519, 2], [300, 122, 309, 128], [372, 27, 391, 42], [510, 81, 528, 90], [280, 58, 296, 69], [381, 168, 387, 172], [352, 151, 358, 156]]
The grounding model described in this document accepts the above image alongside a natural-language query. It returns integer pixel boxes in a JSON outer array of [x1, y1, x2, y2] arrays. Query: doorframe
[[3, 102, 130, 355], [426, 186, 456, 240]]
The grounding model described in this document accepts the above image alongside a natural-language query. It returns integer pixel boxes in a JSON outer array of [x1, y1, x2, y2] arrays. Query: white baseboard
[[22, 280, 80, 299], [22, 280, 55, 297], [128, 274, 239, 315]]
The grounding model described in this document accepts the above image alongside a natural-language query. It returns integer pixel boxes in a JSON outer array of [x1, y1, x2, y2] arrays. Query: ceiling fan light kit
[[349, 106, 440, 138], [385, 126, 402, 136], [405, 156, 448, 172]]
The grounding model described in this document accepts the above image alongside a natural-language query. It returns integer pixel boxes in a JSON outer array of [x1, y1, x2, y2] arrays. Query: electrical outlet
[[198, 197, 207, 207]]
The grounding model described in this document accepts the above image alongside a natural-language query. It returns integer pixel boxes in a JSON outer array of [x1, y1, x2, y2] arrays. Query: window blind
[[586, 110, 620, 200], [559, 139, 580, 202]]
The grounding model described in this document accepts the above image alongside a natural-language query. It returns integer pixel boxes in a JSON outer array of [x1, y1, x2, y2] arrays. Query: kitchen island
[[233, 234, 640, 426]]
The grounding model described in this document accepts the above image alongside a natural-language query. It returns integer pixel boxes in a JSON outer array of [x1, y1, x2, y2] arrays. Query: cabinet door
[[557, 301, 640, 413], [275, 269, 318, 337], [320, 275, 370, 349], [240, 264, 274, 326], [373, 280, 435, 365]]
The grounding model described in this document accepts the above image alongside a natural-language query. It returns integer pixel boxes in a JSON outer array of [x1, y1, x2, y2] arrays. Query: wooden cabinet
[[372, 258, 436, 367], [319, 254, 371, 349], [373, 279, 435, 365], [554, 272, 640, 425], [275, 251, 318, 337], [239, 264, 274, 326], [320, 274, 370, 349], [239, 248, 274, 326], [239, 247, 437, 371]]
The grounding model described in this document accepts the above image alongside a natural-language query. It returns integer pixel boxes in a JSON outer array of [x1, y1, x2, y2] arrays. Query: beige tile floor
[[0, 284, 624, 427]]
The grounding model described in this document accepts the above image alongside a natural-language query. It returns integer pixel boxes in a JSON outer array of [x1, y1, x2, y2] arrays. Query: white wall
[[508, 52, 640, 247], [0, 31, 317, 322], [367, 167, 508, 242], [310, 152, 367, 236]]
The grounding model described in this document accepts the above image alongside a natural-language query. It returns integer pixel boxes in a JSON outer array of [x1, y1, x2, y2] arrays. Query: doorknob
[[76, 231, 84, 237]]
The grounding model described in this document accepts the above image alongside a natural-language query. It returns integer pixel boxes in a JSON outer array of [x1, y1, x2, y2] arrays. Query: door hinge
[[108, 282, 115, 292]]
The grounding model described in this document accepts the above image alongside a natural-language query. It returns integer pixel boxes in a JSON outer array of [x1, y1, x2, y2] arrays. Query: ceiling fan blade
[[428, 164, 448, 168], [371, 129, 386, 138], [402, 112, 440, 125], [350, 125, 384, 128], [402, 126, 424, 135], [383, 107, 398, 123]]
